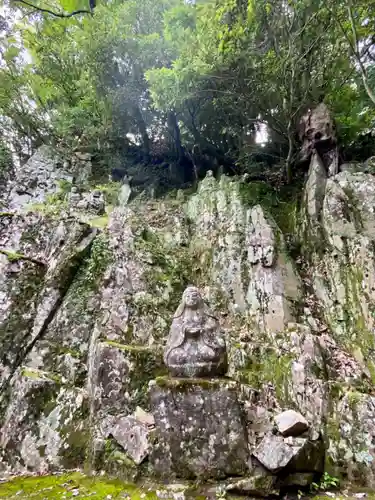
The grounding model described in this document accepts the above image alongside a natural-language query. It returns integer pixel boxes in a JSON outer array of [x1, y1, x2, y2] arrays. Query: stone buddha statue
[[164, 286, 227, 378]]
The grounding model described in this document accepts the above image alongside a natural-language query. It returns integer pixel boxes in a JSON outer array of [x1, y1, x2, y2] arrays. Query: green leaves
[[0, 0, 374, 183]]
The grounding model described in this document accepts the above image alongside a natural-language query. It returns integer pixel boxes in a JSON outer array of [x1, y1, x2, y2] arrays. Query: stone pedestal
[[149, 377, 249, 479]]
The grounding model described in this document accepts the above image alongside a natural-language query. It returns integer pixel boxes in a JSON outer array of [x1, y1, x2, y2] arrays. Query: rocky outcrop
[[186, 176, 301, 331], [246, 205, 302, 331], [299, 103, 338, 176], [1, 140, 375, 490], [301, 150, 375, 484]]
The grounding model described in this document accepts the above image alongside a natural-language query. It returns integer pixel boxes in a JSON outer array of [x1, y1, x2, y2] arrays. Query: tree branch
[[13, 0, 93, 18], [328, 2, 375, 106]]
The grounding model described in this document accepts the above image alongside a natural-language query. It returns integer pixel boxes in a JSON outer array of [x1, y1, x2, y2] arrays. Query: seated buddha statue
[[163, 286, 227, 378]]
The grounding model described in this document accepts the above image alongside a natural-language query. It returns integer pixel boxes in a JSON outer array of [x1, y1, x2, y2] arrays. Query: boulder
[[89, 342, 164, 417], [253, 434, 324, 474], [134, 406, 155, 427], [253, 435, 306, 473], [275, 410, 309, 437]]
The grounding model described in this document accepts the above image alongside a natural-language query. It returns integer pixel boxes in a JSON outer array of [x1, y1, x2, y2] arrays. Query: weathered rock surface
[[254, 435, 306, 473], [150, 377, 249, 479], [5, 146, 91, 212], [246, 205, 302, 332], [187, 176, 301, 331], [275, 410, 309, 437]]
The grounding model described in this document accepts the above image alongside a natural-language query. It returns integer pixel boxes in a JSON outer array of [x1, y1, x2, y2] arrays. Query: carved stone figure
[[164, 286, 227, 377], [68, 186, 81, 207], [89, 190, 105, 214]]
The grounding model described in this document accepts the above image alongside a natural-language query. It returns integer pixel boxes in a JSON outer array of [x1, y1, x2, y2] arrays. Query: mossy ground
[[0, 473, 241, 499], [0, 473, 158, 499]]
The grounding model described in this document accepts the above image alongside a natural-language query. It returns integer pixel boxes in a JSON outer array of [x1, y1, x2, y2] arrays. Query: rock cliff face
[[1, 141, 375, 487]]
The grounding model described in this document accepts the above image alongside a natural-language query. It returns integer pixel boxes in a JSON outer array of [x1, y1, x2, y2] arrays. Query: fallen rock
[[226, 476, 279, 497], [275, 410, 309, 437], [254, 435, 306, 473], [252, 434, 323, 474], [107, 416, 150, 465]]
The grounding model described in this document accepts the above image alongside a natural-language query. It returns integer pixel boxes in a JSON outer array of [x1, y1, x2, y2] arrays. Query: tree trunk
[[132, 106, 150, 157], [167, 111, 183, 161], [285, 121, 294, 184]]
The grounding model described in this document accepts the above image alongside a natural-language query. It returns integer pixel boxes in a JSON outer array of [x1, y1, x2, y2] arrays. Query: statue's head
[[182, 286, 202, 310]]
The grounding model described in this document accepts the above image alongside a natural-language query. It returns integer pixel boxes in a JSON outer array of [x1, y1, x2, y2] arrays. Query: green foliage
[[310, 472, 340, 492], [215, 485, 227, 499], [2, 0, 375, 186], [326, 81, 375, 146], [92, 182, 121, 206], [27, 193, 68, 217], [84, 232, 113, 290]]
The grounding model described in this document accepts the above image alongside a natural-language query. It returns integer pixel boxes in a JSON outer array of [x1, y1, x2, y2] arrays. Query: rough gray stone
[[4, 146, 92, 212], [90, 342, 164, 417], [253, 434, 325, 473], [150, 377, 249, 479], [253, 435, 307, 473], [106, 415, 150, 465], [299, 103, 336, 155], [302, 151, 327, 235], [275, 410, 309, 437], [299, 103, 338, 175]]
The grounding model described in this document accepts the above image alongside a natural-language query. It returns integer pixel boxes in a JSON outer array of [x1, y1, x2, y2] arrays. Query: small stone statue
[[89, 190, 105, 215], [164, 286, 227, 378], [68, 186, 81, 207]]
